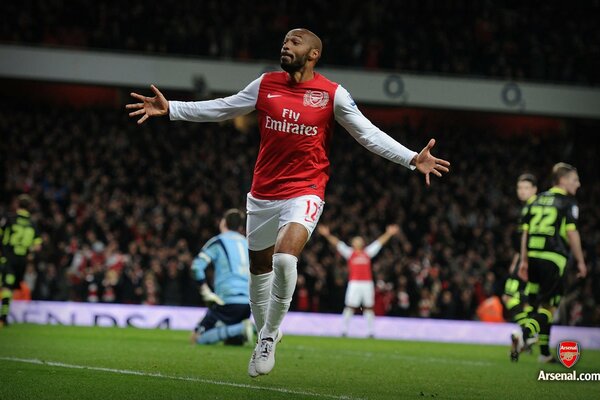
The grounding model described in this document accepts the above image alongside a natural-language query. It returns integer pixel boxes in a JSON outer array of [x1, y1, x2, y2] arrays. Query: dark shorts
[[199, 303, 251, 331], [527, 257, 563, 308], [0, 258, 26, 290]]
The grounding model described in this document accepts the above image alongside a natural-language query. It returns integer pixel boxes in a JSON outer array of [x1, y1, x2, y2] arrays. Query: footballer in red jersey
[[127, 28, 450, 377], [319, 225, 400, 337]]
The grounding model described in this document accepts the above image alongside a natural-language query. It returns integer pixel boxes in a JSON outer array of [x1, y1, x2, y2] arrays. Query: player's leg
[[535, 261, 563, 363], [503, 276, 531, 329], [341, 307, 355, 337], [0, 284, 11, 327], [261, 224, 305, 338], [255, 194, 324, 375], [0, 263, 16, 327], [362, 281, 376, 338], [222, 304, 253, 346], [254, 222, 305, 374], [191, 305, 220, 344], [246, 193, 280, 335], [516, 259, 561, 362], [536, 303, 556, 363], [512, 261, 541, 361], [246, 194, 281, 377], [196, 304, 253, 345], [249, 248, 274, 334], [342, 282, 359, 336]]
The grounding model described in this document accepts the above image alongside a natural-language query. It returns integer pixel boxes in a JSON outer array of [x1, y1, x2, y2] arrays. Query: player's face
[[351, 237, 365, 250], [280, 32, 312, 73], [562, 171, 581, 195], [516, 181, 536, 202]]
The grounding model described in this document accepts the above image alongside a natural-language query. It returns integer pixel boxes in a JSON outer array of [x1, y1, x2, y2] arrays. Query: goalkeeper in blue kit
[[191, 209, 254, 345]]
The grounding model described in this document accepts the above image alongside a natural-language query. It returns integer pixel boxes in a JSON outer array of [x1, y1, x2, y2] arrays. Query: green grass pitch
[[1, 324, 599, 399]]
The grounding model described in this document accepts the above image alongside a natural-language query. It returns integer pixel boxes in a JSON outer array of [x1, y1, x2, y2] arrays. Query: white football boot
[[254, 329, 283, 375], [510, 330, 524, 362], [248, 344, 260, 378]]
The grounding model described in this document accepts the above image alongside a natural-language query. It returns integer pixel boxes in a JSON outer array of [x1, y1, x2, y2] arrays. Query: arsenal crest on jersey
[[557, 341, 580, 368], [303, 90, 329, 108]]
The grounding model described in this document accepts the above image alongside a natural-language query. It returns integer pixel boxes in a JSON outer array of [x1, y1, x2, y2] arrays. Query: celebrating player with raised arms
[[319, 224, 400, 338], [127, 28, 450, 377]]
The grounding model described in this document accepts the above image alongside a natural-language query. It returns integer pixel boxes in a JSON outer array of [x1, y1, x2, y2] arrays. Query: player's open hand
[[126, 85, 169, 124], [386, 225, 400, 236], [317, 225, 330, 237], [518, 260, 528, 282], [414, 139, 450, 186], [200, 284, 225, 306], [576, 261, 587, 279]]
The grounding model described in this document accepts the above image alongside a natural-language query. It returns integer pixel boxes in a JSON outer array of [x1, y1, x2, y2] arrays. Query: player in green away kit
[[511, 163, 587, 363], [0, 194, 42, 327], [504, 174, 537, 358]]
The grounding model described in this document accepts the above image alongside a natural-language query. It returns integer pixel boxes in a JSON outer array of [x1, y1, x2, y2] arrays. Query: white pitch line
[[0, 356, 365, 400]]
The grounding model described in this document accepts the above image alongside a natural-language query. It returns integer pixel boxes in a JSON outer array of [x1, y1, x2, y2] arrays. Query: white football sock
[[262, 253, 297, 339], [249, 271, 273, 335], [364, 309, 375, 336], [342, 307, 354, 335]]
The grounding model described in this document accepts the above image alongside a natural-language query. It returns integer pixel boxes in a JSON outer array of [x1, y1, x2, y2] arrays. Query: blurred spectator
[[1, 103, 598, 326]]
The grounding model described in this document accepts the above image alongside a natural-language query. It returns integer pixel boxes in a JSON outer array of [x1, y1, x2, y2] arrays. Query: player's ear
[[309, 48, 320, 61]]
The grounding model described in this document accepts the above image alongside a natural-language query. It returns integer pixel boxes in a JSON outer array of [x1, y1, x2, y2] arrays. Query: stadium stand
[[2, 0, 599, 85], [1, 101, 598, 326]]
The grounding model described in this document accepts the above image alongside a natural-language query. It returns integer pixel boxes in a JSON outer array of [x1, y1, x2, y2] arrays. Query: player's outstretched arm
[[317, 225, 340, 247], [411, 139, 450, 186], [376, 224, 400, 246], [518, 230, 529, 281], [567, 230, 587, 278], [126, 85, 169, 125]]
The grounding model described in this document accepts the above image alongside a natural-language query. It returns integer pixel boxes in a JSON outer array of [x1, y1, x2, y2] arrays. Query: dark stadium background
[[1, 0, 599, 328]]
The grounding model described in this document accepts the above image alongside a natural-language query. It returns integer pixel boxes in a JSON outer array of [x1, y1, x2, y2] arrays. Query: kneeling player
[[191, 209, 254, 345]]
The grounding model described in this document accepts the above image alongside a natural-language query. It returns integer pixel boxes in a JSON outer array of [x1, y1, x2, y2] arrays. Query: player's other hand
[[413, 139, 450, 186], [317, 225, 330, 236], [518, 260, 528, 282], [576, 261, 587, 279], [200, 284, 225, 306], [126, 85, 169, 125], [203, 291, 225, 306], [386, 224, 400, 236]]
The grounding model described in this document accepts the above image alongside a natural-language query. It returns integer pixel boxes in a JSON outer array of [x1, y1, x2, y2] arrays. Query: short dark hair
[[551, 162, 577, 185], [517, 173, 537, 186], [17, 194, 32, 210], [223, 209, 244, 231]]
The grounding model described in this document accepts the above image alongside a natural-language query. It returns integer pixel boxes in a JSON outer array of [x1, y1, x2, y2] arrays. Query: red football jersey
[[347, 250, 373, 282], [252, 72, 339, 200]]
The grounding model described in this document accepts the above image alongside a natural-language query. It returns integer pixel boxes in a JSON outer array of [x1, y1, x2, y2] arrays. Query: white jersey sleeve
[[169, 75, 263, 122], [334, 85, 417, 170], [364, 241, 383, 258], [336, 242, 353, 260]]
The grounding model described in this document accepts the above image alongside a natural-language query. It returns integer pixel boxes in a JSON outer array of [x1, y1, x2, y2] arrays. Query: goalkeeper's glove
[[200, 283, 224, 306]]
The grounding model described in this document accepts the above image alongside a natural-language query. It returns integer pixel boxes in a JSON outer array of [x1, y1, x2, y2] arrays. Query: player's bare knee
[[274, 223, 308, 256], [249, 247, 274, 275], [250, 264, 272, 275]]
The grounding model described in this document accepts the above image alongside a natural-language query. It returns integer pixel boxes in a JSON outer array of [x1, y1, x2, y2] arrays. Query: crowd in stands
[[3, 0, 599, 85], [1, 103, 598, 327]]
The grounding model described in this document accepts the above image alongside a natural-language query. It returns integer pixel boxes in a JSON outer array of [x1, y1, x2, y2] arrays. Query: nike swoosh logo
[[267, 94, 282, 98]]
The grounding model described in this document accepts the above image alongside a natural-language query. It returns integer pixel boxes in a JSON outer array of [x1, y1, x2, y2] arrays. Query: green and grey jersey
[[522, 187, 578, 274], [0, 209, 42, 262]]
